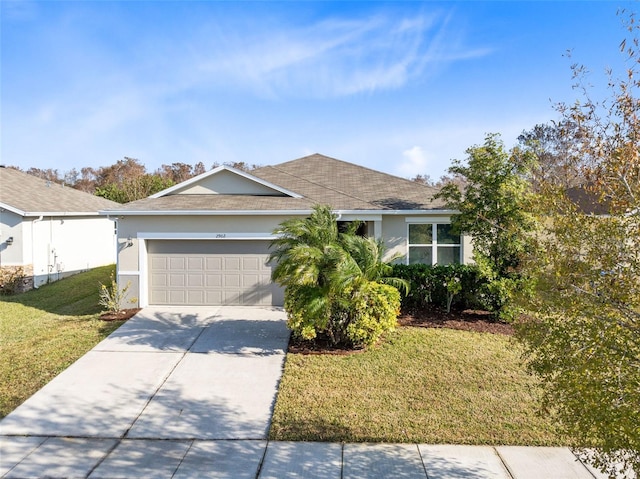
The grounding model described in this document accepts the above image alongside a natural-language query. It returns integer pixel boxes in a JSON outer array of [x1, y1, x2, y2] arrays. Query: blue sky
[[1, 1, 635, 180]]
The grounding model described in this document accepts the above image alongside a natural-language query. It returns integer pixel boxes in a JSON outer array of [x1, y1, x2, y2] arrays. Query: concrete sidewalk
[[1, 439, 610, 478], [0, 307, 615, 478]]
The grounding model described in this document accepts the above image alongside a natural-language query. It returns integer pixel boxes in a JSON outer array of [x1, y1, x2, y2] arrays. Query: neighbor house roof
[[104, 154, 449, 214], [0, 166, 120, 216], [566, 186, 610, 215]]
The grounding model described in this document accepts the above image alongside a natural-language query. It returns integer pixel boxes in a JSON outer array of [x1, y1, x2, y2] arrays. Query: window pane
[[409, 224, 432, 244], [437, 246, 461, 265], [409, 246, 432, 265], [437, 224, 460, 245]]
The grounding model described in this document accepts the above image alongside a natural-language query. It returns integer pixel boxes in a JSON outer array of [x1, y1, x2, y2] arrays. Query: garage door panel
[[169, 257, 186, 269], [206, 274, 222, 287], [206, 290, 222, 304], [222, 290, 241, 305], [169, 274, 185, 287], [168, 290, 186, 303], [150, 257, 168, 270], [206, 257, 222, 269], [150, 290, 168, 304], [188, 257, 204, 270], [187, 290, 205, 304], [243, 273, 260, 287], [151, 273, 167, 287], [224, 257, 241, 270], [148, 240, 282, 306], [242, 257, 260, 270], [224, 274, 241, 288]]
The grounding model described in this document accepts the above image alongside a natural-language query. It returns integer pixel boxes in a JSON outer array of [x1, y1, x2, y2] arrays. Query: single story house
[[102, 154, 472, 307], [0, 166, 120, 289]]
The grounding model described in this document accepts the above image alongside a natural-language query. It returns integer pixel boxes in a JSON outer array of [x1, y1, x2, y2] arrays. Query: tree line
[[9, 158, 261, 203]]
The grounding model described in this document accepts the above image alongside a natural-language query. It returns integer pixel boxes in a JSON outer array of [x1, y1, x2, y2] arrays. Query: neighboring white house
[[101, 154, 473, 307], [0, 166, 120, 289]]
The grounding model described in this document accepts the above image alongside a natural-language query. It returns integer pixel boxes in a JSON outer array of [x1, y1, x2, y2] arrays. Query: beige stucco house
[[102, 154, 472, 307], [0, 167, 120, 289]]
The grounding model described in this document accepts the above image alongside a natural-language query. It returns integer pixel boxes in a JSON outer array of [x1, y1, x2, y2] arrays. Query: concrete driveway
[[1, 306, 289, 441]]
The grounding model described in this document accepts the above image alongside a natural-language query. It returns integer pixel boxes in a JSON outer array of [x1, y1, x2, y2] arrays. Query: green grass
[[270, 326, 569, 445], [0, 265, 125, 418]]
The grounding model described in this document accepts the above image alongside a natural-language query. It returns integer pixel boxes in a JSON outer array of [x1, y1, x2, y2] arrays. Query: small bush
[[0, 267, 27, 295], [345, 282, 400, 347], [98, 273, 137, 312], [284, 280, 400, 349]]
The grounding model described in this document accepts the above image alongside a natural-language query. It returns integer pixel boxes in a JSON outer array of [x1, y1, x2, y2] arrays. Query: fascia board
[[99, 208, 460, 216], [0, 202, 26, 216], [99, 209, 314, 216], [1, 204, 101, 217], [337, 209, 460, 215], [149, 165, 303, 199], [30, 211, 101, 216]]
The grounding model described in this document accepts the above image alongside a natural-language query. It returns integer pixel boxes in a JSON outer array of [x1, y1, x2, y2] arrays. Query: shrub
[[98, 273, 137, 312], [284, 280, 400, 349], [345, 282, 400, 347], [0, 267, 27, 295], [391, 263, 486, 312]]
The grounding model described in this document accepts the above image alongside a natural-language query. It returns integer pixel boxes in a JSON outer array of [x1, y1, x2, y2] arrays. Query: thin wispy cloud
[[185, 9, 489, 99]]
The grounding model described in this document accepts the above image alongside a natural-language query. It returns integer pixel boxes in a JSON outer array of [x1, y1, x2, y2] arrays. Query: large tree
[[435, 133, 538, 318], [516, 120, 589, 191], [517, 11, 640, 477]]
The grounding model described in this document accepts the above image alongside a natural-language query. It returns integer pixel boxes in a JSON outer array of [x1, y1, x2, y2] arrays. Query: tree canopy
[[516, 11, 640, 477], [435, 133, 538, 318]]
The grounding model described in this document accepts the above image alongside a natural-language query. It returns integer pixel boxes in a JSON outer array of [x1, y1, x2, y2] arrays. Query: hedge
[[391, 263, 488, 312]]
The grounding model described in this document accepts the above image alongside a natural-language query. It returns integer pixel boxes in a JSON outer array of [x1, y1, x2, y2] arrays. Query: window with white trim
[[407, 223, 461, 265]]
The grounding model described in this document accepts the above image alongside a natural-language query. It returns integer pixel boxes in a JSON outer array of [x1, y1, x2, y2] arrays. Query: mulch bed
[[288, 307, 514, 355], [288, 334, 367, 355], [398, 308, 514, 336], [99, 308, 141, 321]]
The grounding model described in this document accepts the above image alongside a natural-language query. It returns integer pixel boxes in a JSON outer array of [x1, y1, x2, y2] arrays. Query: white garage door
[[147, 240, 283, 306]]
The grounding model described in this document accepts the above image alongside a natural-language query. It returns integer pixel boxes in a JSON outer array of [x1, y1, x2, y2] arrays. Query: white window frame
[[406, 222, 461, 265]]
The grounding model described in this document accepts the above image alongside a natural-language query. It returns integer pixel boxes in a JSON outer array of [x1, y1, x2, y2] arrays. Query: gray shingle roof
[[0, 167, 120, 215], [106, 154, 447, 213], [115, 194, 315, 212], [252, 154, 445, 210]]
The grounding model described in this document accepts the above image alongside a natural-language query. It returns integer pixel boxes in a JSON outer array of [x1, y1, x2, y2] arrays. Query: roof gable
[[0, 167, 120, 216], [150, 165, 302, 198]]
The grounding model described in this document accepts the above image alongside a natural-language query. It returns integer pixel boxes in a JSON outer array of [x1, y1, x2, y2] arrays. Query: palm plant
[[338, 234, 409, 295], [269, 205, 406, 348], [269, 205, 345, 289]]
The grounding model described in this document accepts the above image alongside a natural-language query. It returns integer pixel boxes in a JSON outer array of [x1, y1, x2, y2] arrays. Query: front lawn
[[270, 325, 569, 445], [0, 265, 125, 418]]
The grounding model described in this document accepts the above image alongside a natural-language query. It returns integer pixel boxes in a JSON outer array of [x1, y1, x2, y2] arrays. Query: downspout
[[31, 215, 43, 288], [107, 215, 119, 282]]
